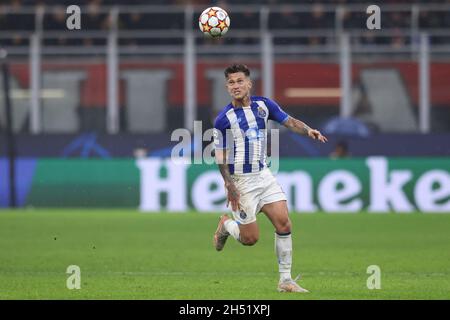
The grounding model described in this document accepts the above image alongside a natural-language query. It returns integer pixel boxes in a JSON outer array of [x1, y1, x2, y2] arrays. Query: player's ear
[[248, 78, 253, 89]]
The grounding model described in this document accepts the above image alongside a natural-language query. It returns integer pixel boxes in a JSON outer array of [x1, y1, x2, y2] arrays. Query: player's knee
[[277, 219, 291, 234], [241, 236, 258, 246]]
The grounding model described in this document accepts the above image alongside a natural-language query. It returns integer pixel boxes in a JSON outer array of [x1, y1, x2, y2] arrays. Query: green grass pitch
[[0, 209, 449, 299]]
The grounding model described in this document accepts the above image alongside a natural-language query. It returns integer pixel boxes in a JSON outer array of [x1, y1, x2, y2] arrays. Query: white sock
[[224, 219, 240, 242], [275, 232, 292, 281]]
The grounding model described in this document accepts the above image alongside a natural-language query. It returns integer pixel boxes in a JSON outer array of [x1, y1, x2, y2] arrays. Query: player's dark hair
[[224, 64, 250, 78]]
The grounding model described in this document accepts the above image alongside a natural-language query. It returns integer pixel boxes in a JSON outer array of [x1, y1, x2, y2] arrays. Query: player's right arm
[[214, 114, 240, 211], [215, 148, 240, 212]]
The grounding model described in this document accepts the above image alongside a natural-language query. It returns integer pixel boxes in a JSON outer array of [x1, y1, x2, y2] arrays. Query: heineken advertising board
[[11, 157, 448, 213]]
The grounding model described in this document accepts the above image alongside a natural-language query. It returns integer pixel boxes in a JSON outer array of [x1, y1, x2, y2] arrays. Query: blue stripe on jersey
[[233, 107, 252, 174], [226, 112, 235, 175], [230, 139, 236, 175], [251, 102, 266, 171]]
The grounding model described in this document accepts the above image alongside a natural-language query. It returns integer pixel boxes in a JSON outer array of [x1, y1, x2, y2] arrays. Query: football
[[198, 6, 230, 38]]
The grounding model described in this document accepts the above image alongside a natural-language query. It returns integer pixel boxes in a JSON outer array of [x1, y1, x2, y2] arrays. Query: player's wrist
[[303, 126, 312, 136]]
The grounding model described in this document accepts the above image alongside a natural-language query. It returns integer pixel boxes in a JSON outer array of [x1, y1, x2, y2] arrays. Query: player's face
[[226, 72, 252, 101]]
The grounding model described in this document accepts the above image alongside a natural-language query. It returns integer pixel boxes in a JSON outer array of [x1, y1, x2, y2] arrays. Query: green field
[[0, 209, 449, 299]]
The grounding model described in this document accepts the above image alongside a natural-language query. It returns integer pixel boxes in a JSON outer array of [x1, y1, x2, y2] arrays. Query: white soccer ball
[[198, 7, 230, 38]]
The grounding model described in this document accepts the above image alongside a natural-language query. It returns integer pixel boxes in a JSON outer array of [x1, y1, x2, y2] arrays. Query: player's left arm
[[265, 98, 327, 143], [283, 116, 328, 143]]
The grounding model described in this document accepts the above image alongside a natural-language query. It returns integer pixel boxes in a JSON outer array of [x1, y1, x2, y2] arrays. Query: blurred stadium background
[[0, 0, 449, 300], [1, 0, 449, 211]]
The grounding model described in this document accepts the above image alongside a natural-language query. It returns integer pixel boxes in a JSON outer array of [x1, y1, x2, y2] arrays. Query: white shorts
[[229, 168, 287, 225]]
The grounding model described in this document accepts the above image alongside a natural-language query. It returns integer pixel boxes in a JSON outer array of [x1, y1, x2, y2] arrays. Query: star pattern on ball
[[218, 20, 227, 30], [198, 7, 229, 38], [202, 23, 211, 32], [207, 9, 217, 17]]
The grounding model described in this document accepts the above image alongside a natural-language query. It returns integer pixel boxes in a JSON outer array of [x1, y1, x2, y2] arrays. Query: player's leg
[[237, 221, 259, 245], [232, 192, 260, 245], [214, 213, 259, 250], [261, 200, 292, 279], [214, 181, 260, 250], [261, 200, 308, 292]]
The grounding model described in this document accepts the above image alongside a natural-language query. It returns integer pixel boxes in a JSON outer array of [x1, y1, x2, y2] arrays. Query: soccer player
[[213, 64, 327, 293]]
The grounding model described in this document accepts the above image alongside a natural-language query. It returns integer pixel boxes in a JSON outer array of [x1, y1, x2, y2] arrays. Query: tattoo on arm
[[218, 163, 234, 187], [284, 116, 311, 136], [300, 122, 311, 135], [218, 163, 240, 200], [216, 150, 235, 188]]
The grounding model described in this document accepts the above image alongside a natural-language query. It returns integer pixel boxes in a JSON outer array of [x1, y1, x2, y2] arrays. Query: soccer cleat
[[213, 214, 230, 251], [277, 276, 309, 293]]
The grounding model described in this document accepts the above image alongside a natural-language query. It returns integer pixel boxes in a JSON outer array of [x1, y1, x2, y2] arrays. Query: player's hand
[[225, 183, 240, 212], [308, 129, 328, 143]]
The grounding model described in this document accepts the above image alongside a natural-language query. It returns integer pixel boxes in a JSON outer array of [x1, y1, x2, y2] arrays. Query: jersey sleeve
[[266, 98, 289, 124], [213, 115, 230, 150]]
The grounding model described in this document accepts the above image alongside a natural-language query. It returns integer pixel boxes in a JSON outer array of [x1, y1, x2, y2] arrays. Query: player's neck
[[232, 96, 251, 108]]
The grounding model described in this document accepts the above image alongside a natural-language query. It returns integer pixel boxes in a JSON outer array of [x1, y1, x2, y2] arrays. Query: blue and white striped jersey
[[213, 96, 289, 175]]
